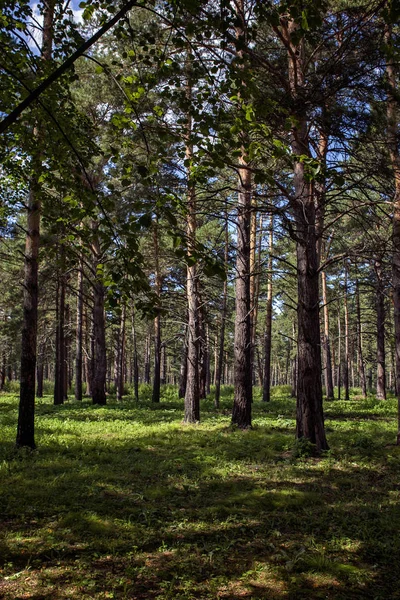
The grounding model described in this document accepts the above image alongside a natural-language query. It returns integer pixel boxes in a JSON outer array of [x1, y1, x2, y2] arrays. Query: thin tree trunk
[[375, 260, 386, 400], [215, 211, 229, 408], [92, 278, 106, 405], [84, 306, 92, 396], [263, 215, 273, 402], [36, 354, 44, 398], [116, 303, 126, 401], [0, 351, 6, 391], [184, 56, 200, 423], [321, 268, 334, 400], [198, 292, 207, 400], [385, 23, 400, 439], [144, 331, 151, 384], [75, 260, 84, 401], [355, 277, 367, 398], [232, 0, 252, 428], [54, 265, 65, 406], [131, 308, 139, 402], [152, 217, 162, 403], [337, 308, 341, 400], [178, 330, 188, 399], [344, 263, 350, 400], [64, 302, 70, 399], [16, 0, 55, 448]]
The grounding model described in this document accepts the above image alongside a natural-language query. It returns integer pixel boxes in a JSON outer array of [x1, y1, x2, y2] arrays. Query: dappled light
[[2, 390, 400, 598]]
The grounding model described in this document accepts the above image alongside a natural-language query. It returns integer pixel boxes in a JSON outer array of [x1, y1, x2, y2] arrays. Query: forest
[[1, 0, 400, 598]]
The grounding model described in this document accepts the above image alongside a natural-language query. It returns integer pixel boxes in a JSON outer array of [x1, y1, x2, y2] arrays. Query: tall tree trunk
[[337, 307, 341, 400], [184, 56, 200, 423], [178, 330, 188, 400], [64, 302, 70, 399], [355, 277, 367, 398], [215, 211, 229, 408], [321, 267, 334, 400], [385, 23, 400, 439], [343, 263, 350, 400], [84, 306, 92, 396], [205, 324, 211, 396], [131, 308, 139, 402], [283, 19, 328, 450], [36, 340, 45, 398], [90, 224, 106, 405], [92, 279, 106, 405], [116, 303, 126, 401], [16, 0, 55, 448], [54, 265, 65, 406], [249, 199, 258, 384], [75, 260, 84, 401], [198, 293, 207, 400], [232, 0, 252, 428], [144, 331, 151, 384], [152, 218, 162, 403], [262, 215, 273, 402], [375, 260, 386, 400], [253, 215, 263, 385]]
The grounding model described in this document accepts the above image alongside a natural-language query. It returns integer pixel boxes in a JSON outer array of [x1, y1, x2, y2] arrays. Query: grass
[[1, 385, 400, 599]]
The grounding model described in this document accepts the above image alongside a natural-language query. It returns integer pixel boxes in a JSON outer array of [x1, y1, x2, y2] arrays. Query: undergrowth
[[1, 386, 400, 599]]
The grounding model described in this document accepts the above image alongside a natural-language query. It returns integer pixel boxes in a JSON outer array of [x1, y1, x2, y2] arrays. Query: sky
[[28, 1, 84, 50]]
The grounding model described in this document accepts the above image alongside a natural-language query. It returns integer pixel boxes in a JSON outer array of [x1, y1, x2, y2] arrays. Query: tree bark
[[116, 303, 126, 401], [36, 359, 44, 398], [385, 23, 400, 440], [375, 260, 386, 400], [131, 308, 139, 402], [343, 263, 350, 400], [184, 56, 200, 423], [321, 268, 334, 400], [178, 330, 188, 400], [152, 217, 162, 403], [355, 277, 367, 398], [16, 0, 55, 448], [54, 263, 65, 406], [144, 331, 151, 384], [282, 18, 328, 451], [215, 214, 228, 408], [75, 260, 84, 401], [92, 279, 107, 405], [232, 0, 252, 428], [84, 305, 92, 396], [262, 215, 273, 402]]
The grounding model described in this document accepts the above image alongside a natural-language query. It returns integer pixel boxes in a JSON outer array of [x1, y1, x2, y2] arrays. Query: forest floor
[[1, 385, 400, 599]]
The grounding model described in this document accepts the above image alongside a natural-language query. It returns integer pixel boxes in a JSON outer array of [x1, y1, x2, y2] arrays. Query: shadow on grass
[[1, 394, 400, 599]]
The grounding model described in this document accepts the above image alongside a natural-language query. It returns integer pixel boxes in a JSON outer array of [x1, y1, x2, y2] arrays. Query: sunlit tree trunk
[[75, 259, 84, 401], [131, 308, 139, 402], [184, 58, 200, 423], [116, 303, 126, 401], [91, 231, 106, 406], [321, 267, 334, 400], [355, 277, 367, 398], [385, 23, 400, 439], [16, 0, 55, 448], [232, 0, 252, 428], [344, 263, 350, 401], [152, 218, 162, 403], [215, 213, 229, 408], [282, 18, 328, 450], [375, 260, 386, 400], [54, 261, 65, 406], [178, 330, 188, 400], [263, 215, 273, 402]]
